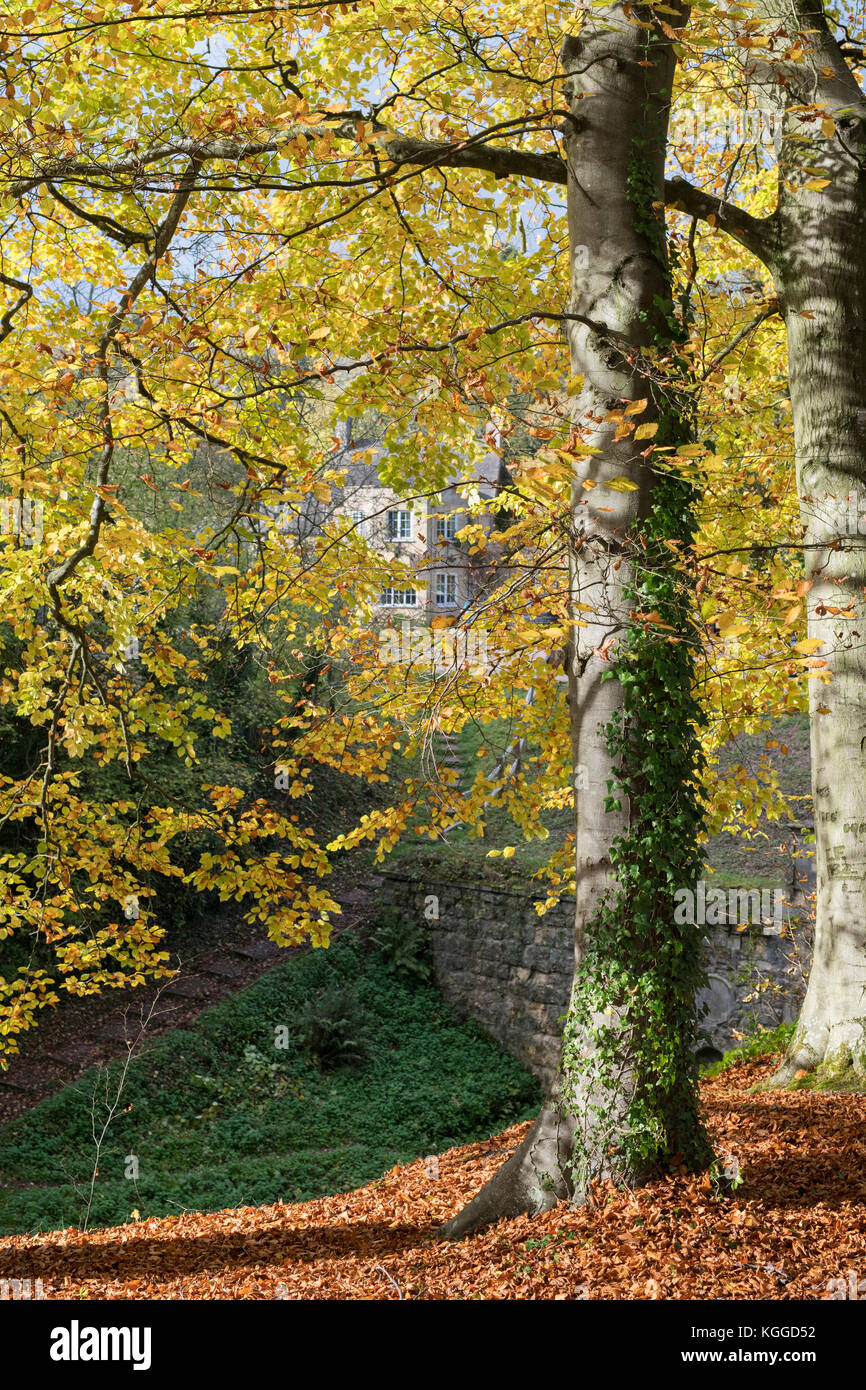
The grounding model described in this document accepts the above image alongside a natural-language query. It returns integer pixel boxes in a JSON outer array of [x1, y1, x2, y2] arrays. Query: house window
[[379, 586, 417, 607], [435, 573, 458, 608], [348, 509, 367, 537], [386, 509, 412, 541], [436, 514, 456, 541]]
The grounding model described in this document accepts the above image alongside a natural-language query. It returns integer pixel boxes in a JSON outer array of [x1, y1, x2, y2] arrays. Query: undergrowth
[[0, 933, 539, 1235]]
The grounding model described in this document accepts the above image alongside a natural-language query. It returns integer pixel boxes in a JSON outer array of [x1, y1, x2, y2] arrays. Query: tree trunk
[[703, 0, 866, 1088], [655, 0, 866, 1091], [439, 1, 713, 1240], [761, 22, 866, 1087]]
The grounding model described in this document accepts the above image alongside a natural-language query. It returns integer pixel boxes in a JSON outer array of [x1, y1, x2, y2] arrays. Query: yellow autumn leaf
[[605, 476, 639, 491], [168, 355, 195, 375], [716, 610, 741, 633]]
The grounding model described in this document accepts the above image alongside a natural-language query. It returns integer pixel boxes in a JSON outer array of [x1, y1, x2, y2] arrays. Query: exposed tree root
[[762, 1025, 866, 1093], [436, 1102, 575, 1241]]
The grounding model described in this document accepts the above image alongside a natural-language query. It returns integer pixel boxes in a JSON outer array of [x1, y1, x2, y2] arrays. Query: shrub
[[699, 1021, 795, 1078], [296, 986, 371, 1070], [370, 907, 432, 982]]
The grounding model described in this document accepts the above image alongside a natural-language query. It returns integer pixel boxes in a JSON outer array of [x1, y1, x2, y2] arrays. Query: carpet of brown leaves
[[2, 1058, 865, 1300]]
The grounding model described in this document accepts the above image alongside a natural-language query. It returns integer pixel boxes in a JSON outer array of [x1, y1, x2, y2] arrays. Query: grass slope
[[382, 714, 812, 891], [0, 934, 539, 1235]]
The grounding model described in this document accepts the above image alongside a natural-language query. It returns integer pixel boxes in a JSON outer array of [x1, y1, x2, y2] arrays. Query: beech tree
[[644, 0, 866, 1088], [0, 0, 859, 1239], [0, 0, 724, 1237], [0, 0, 641, 1058], [439, 1, 721, 1236]]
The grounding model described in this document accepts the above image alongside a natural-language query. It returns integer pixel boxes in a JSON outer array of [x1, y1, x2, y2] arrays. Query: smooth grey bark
[[673, 1, 866, 1084], [438, 2, 698, 1241], [768, 16, 866, 1084]]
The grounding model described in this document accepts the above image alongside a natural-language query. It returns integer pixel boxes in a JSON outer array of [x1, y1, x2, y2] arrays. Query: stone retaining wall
[[373, 872, 811, 1087]]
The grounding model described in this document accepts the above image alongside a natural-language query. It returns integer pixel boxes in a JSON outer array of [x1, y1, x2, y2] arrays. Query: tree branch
[[700, 303, 781, 380], [45, 182, 153, 249], [664, 175, 778, 267], [8, 117, 569, 199], [370, 127, 567, 184], [47, 159, 201, 593], [0, 270, 33, 342]]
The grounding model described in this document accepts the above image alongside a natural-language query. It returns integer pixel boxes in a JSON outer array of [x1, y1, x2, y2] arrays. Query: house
[[337, 453, 501, 620], [277, 404, 504, 625]]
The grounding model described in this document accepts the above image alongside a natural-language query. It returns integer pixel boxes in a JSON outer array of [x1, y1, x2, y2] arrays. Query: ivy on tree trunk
[[438, 1, 716, 1240]]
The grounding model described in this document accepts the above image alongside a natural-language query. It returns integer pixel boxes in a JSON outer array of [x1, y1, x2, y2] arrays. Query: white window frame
[[386, 508, 413, 542], [348, 508, 367, 538], [435, 572, 458, 608], [379, 586, 417, 607], [436, 514, 456, 541]]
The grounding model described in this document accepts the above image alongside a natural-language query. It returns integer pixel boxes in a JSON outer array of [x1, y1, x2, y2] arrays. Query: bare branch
[[665, 175, 778, 267], [700, 303, 781, 380], [0, 270, 33, 342]]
